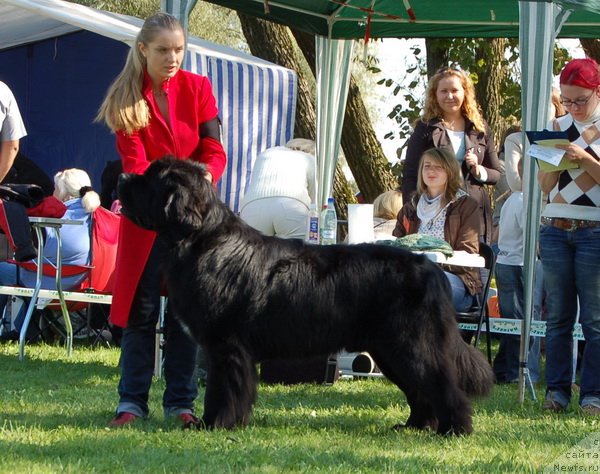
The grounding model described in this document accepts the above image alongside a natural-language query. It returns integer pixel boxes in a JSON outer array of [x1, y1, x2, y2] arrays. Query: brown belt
[[541, 216, 600, 232]]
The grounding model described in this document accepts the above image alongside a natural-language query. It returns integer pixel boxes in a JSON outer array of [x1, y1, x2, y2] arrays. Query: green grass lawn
[[0, 342, 598, 473]]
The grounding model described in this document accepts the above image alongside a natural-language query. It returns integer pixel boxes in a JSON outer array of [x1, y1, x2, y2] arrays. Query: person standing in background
[[402, 67, 502, 243], [240, 138, 315, 239], [0, 81, 27, 182], [96, 12, 227, 428], [538, 58, 600, 415], [492, 158, 541, 385]]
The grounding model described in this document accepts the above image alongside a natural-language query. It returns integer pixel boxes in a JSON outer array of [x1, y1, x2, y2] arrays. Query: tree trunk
[[425, 38, 448, 78], [237, 13, 354, 219], [237, 13, 315, 140], [292, 29, 398, 204], [476, 38, 506, 144]]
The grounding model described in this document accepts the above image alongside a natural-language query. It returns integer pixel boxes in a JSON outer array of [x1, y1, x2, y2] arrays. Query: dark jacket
[[393, 194, 482, 295], [402, 118, 502, 243]]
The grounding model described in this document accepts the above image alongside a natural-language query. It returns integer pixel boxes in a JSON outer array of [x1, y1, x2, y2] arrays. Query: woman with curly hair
[[402, 67, 502, 243]]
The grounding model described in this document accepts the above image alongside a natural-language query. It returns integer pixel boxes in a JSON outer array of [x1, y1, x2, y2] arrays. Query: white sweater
[[240, 146, 316, 209], [497, 191, 524, 266]]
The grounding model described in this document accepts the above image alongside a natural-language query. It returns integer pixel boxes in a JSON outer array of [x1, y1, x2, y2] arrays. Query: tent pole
[[161, 0, 199, 69], [517, 0, 571, 403]]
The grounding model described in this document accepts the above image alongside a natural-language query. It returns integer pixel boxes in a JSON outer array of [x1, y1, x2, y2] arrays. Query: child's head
[[416, 147, 463, 204], [373, 190, 403, 220]]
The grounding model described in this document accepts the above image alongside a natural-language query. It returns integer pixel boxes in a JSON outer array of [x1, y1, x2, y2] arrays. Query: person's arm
[[537, 169, 560, 194], [402, 121, 429, 203], [469, 129, 501, 184], [306, 153, 316, 205], [196, 118, 226, 183], [392, 205, 412, 238], [504, 132, 523, 192], [451, 197, 480, 255], [190, 77, 226, 183], [555, 142, 600, 184], [0, 139, 19, 181], [116, 131, 150, 175]]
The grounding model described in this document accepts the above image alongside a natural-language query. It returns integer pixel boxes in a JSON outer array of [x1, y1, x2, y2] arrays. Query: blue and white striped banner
[[188, 50, 297, 213]]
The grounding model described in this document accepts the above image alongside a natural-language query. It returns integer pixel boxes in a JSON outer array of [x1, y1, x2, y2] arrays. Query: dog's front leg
[[201, 342, 258, 429]]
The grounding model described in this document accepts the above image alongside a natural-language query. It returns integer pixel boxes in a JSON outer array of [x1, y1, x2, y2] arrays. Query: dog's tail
[[453, 334, 494, 397]]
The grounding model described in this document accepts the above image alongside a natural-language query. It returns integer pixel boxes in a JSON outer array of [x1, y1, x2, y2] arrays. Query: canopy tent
[[0, 0, 297, 212], [204, 0, 600, 208], [202, 0, 600, 401], [203, 0, 600, 38]]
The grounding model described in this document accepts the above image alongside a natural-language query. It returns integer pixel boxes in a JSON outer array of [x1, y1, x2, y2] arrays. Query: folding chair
[[455, 242, 496, 364], [16, 206, 120, 346]]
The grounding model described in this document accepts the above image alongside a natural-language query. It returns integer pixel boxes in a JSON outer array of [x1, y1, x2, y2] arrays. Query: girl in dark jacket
[[394, 148, 481, 311]]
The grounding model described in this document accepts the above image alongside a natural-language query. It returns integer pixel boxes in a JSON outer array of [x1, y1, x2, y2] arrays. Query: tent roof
[[0, 0, 276, 67], [203, 0, 600, 39]]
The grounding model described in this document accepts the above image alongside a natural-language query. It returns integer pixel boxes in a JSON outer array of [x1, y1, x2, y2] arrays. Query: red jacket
[[110, 69, 227, 327]]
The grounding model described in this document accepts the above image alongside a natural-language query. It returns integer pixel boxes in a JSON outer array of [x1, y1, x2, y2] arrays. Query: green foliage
[[375, 42, 425, 161], [70, 0, 159, 18], [0, 343, 598, 473], [68, 0, 248, 51], [378, 38, 575, 174]]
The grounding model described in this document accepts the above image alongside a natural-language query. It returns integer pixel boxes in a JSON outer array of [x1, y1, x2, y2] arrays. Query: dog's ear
[[162, 164, 212, 234]]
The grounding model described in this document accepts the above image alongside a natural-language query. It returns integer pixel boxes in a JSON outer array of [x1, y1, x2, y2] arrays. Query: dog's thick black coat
[[117, 158, 494, 435]]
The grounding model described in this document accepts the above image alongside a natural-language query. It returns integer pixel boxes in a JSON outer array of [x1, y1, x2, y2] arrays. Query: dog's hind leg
[[369, 346, 473, 435], [368, 352, 437, 432], [201, 342, 258, 430]]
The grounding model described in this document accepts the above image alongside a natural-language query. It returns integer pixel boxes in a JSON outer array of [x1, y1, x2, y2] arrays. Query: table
[[15, 217, 82, 361], [417, 250, 486, 268]]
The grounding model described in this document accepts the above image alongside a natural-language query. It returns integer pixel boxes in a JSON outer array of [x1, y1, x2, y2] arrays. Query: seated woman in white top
[[240, 138, 316, 239]]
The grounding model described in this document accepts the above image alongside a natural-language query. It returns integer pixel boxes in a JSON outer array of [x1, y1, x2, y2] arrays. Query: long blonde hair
[[420, 67, 486, 133], [416, 148, 464, 207], [95, 12, 183, 134]]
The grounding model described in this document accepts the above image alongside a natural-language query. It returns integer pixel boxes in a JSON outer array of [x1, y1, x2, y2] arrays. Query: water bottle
[[320, 197, 337, 245], [306, 203, 319, 244]]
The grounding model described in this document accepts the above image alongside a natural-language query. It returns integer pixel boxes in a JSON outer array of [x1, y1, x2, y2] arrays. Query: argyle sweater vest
[[543, 115, 600, 221]]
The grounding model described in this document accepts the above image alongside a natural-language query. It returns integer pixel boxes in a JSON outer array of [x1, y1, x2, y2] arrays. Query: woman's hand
[[465, 148, 480, 178], [555, 143, 590, 165]]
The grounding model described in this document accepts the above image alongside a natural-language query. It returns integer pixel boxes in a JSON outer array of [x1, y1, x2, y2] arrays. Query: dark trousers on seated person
[[116, 236, 199, 419], [444, 271, 476, 312]]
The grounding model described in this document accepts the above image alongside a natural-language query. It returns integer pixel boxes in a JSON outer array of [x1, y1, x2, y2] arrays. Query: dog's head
[[117, 157, 219, 239]]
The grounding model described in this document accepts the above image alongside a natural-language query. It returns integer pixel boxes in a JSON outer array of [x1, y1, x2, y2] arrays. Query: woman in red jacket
[[96, 12, 226, 428]]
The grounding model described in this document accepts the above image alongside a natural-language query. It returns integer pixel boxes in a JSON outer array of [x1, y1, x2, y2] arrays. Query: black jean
[[116, 236, 198, 418]]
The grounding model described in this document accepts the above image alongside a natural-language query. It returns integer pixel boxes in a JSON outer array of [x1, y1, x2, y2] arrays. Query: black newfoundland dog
[[117, 157, 493, 435]]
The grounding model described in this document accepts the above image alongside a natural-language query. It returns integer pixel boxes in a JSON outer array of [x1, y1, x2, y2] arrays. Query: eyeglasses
[[560, 92, 595, 108]]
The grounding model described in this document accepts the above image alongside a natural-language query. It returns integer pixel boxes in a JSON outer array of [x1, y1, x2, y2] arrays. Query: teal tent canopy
[[203, 0, 600, 38]]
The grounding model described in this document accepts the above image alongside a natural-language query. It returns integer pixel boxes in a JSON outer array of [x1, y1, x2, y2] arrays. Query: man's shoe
[[108, 412, 138, 427], [581, 398, 600, 416], [178, 412, 200, 429], [542, 391, 568, 413]]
